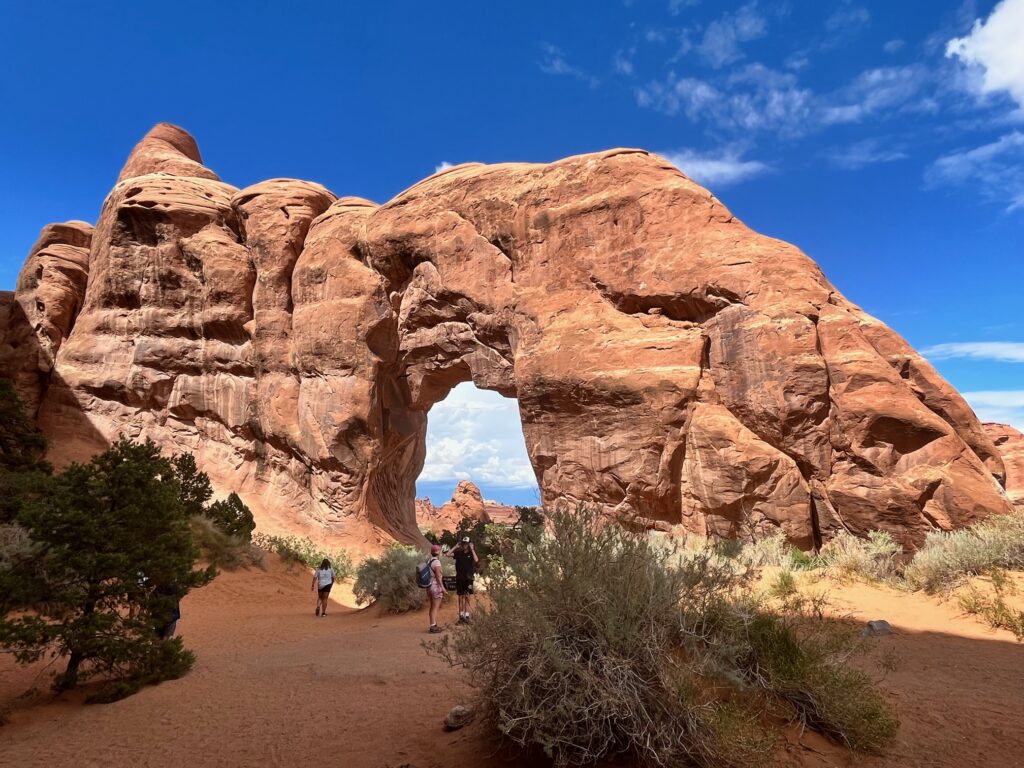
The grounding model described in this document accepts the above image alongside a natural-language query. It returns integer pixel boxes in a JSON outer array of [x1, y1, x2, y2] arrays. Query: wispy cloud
[[825, 137, 908, 169], [821, 65, 931, 125], [661, 145, 770, 187], [961, 390, 1024, 430], [946, 0, 1024, 110], [539, 43, 600, 88], [696, 2, 767, 68], [825, 5, 870, 34], [883, 39, 905, 54], [421, 383, 538, 489], [922, 341, 1024, 363], [434, 161, 454, 173], [925, 131, 1024, 211], [637, 64, 814, 137]]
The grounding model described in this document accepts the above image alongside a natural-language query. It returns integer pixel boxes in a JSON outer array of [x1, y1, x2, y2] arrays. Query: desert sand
[[1, 558, 1022, 768]]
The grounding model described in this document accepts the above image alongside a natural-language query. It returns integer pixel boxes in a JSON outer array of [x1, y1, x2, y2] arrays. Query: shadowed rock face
[[1, 123, 1015, 549]]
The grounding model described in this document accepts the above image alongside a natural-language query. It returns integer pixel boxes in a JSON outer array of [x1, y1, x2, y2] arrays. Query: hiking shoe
[[429, 625, 444, 634], [457, 615, 467, 625], [315, 606, 320, 616]]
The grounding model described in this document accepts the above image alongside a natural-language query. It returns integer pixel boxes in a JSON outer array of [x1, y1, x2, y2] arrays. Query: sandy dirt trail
[[1, 559, 1022, 768]]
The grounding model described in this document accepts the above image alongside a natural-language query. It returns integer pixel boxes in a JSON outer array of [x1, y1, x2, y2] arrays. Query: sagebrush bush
[[251, 533, 353, 578], [903, 512, 1024, 593], [957, 570, 1024, 641], [820, 530, 901, 583], [435, 507, 896, 767], [353, 545, 425, 613], [189, 516, 265, 571]]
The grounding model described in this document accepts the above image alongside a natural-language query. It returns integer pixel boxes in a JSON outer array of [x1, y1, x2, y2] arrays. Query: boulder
[[1, 124, 1015, 550]]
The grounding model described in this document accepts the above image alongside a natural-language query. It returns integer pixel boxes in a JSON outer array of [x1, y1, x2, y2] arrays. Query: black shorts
[[456, 575, 474, 596], [318, 584, 332, 597]]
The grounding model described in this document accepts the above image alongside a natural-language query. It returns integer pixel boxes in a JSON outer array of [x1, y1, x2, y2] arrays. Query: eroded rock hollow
[[0, 123, 1015, 549]]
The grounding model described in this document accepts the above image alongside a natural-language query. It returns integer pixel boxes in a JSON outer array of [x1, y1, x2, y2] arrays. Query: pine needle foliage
[[0, 438, 215, 697]]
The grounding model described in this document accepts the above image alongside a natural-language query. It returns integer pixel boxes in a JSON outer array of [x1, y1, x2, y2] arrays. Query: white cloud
[[821, 65, 930, 124], [420, 383, 538, 489], [961, 390, 1024, 430], [661, 145, 770, 187], [825, 138, 908, 169], [947, 0, 1024, 110], [925, 131, 1024, 211], [825, 5, 870, 34], [883, 39, 905, 53], [539, 43, 600, 88], [922, 341, 1024, 363], [435, 161, 454, 173], [697, 3, 767, 68], [637, 64, 813, 137]]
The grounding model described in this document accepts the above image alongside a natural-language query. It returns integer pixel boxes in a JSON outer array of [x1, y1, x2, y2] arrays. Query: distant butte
[[0, 123, 1016, 549]]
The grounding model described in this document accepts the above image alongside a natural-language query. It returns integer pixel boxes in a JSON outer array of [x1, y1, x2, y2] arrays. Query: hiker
[[449, 536, 478, 624], [427, 543, 446, 633], [153, 583, 181, 639], [312, 558, 335, 617]]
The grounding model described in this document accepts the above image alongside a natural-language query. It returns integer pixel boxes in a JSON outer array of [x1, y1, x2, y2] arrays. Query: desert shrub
[[353, 544, 426, 613], [958, 573, 1024, 641], [0, 438, 214, 694], [736, 613, 899, 752], [736, 530, 793, 569], [436, 507, 771, 767], [769, 570, 798, 600], [251, 532, 353, 578], [436, 506, 897, 767], [903, 512, 1024, 593], [820, 530, 900, 583], [189, 516, 265, 571]]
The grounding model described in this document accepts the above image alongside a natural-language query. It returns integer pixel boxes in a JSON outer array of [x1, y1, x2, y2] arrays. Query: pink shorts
[[429, 580, 443, 600]]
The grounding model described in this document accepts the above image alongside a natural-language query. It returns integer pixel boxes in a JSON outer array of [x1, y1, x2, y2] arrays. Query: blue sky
[[1, 0, 1022, 504]]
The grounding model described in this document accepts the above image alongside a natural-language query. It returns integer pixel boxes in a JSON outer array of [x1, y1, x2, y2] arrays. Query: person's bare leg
[[429, 593, 439, 628]]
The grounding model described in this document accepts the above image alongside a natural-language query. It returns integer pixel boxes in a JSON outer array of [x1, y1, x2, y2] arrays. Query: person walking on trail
[[427, 543, 446, 633], [449, 536, 478, 624], [312, 558, 335, 617]]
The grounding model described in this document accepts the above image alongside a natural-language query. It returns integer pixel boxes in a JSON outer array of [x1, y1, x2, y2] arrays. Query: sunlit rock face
[[1, 123, 1015, 549], [985, 423, 1024, 506]]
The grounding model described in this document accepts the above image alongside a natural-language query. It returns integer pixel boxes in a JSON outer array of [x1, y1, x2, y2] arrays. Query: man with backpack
[[417, 543, 446, 633]]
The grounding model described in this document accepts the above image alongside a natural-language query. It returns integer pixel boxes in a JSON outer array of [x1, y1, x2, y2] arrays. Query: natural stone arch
[[1, 123, 1015, 553]]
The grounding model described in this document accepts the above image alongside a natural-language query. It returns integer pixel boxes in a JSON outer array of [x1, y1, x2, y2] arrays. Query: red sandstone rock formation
[[413, 481, 497, 536], [1, 123, 1015, 549], [984, 423, 1024, 505]]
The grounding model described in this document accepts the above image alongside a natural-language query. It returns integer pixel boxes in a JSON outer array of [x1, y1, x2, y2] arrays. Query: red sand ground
[[1, 559, 1022, 768]]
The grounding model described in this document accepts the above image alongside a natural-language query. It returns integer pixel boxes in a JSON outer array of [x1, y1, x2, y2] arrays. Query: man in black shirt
[[450, 537, 478, 624]]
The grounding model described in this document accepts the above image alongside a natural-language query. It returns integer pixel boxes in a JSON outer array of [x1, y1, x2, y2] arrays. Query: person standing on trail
[[449, 537, 478, 624], [427, 544, 446, 633], [312, 558, 335, 617]]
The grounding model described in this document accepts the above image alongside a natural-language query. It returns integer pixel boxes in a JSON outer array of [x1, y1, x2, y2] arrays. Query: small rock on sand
[[444, 704, 475, 731]]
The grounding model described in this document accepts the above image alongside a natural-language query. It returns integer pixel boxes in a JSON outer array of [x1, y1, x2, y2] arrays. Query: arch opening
[[414, 381, 540, 532]]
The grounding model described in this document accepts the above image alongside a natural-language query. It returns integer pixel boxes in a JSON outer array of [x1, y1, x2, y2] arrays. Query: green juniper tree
[[0, 379, 51, 524], [0, 438, 214, 697], [206, 492, 255, 541]]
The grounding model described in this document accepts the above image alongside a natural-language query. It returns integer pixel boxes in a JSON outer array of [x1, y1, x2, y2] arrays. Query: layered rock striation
[[0, 123, 1015, 549]]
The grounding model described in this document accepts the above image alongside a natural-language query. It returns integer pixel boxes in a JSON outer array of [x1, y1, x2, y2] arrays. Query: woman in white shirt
[[311, 558, 335, 617]]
